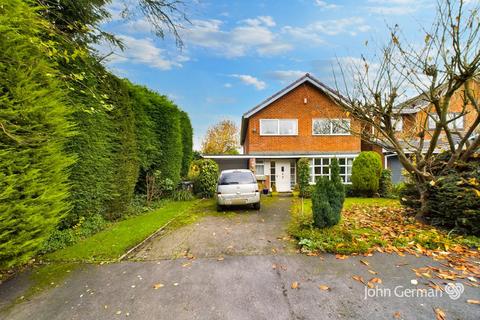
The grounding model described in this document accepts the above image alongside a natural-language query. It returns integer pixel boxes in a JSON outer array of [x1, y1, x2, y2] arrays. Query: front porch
[[203, 153, 359, 192]]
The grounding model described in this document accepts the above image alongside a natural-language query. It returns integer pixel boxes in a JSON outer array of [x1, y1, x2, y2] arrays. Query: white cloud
[[231, 74, 266, 90], [314, 1, 340, 9], [224, 83, 232, 88], [283, 17, 370, 45], [268, 70, 307, 83], [242, 15, 276, 27], [367, 0, 425, 15], [121, 18, 153, 34], [104, 35, 188, 70], [182, 16, 292, 58]]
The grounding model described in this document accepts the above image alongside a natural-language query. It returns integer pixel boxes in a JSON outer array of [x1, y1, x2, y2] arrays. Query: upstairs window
[[393, 117, 403, 132], [312, 119, 350, 135], [260, 119, 298, 135], [428, 113, 464, 130]]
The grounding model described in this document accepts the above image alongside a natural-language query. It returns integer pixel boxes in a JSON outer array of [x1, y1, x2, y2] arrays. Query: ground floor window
[[310, 156, 355, 184], [255, 159, 265, 175], [290, 160, 296, 189], [270, 161, 276, 189]]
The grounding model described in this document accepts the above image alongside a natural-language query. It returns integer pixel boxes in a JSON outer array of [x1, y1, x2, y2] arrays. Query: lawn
[[289, 197, 479, 256], [289, 196, 480, 286], [45, 199, 200, 262]]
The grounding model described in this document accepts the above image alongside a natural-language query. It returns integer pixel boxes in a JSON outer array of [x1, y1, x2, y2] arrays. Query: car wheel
[[216, 204, 224, 212], [253, 202, 261, 210]]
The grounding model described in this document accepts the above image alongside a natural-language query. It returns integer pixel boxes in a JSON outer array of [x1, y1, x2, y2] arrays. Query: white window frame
[[260, 119, 298, 136], [312, 118, 351, 136], [393, 117, 403, 132], [428, 112, 464, 130], [255, 160, 265, 176], [310, 156, 355, 184]]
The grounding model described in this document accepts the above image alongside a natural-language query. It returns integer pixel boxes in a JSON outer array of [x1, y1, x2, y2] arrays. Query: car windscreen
[[219, 171, 256, 185]]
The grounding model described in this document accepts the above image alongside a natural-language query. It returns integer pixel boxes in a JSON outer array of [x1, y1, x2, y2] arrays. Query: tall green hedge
[[151, 94, 183, 183], [0, 0, 74, 268], [62, 63, 116, 227], [180, 111, 193, 178], [128, 84, 188, 191], [105, 77, 139, 219], [351, 151, 382, 196]]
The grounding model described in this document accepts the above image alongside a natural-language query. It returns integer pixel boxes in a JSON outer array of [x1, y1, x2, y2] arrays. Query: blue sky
[[100, 0, 440, 149]]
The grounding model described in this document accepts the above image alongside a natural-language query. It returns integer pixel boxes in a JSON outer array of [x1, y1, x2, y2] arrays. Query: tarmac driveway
[[1, 196, 479, 320]]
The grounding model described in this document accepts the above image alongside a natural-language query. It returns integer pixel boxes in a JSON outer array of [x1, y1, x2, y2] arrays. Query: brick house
[[205, 73, 366, 192], [385, 79, 480, 182], [205, 74, 479, 190]]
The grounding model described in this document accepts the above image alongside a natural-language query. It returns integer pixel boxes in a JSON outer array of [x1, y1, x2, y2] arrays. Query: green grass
[[289, 198, 385, 254], [343, 197, 400, 209], [45, 200, 200, 262], [289, 196, 479, 255]]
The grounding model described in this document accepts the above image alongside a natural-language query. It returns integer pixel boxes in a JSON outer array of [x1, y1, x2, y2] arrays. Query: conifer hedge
[[180, 111, 193, 178], [0, 0, 74, 268], [0, 0, 193, 269], [105, 77, 139, 220], [62, 63, 116, 227]]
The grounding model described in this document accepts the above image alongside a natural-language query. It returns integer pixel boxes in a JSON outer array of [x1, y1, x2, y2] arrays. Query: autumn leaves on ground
[[288, 197, 480, 316]]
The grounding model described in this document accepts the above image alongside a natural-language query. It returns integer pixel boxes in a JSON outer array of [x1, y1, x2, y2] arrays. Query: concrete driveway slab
[[133, 196, 296, 260]]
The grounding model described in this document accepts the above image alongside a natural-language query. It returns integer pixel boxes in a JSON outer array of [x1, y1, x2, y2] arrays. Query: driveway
[[133, 196, 296, 260], [1, 196, 479, 320]]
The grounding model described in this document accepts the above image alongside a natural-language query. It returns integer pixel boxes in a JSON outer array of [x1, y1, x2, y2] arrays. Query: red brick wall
[[244, 83, 362, 154]]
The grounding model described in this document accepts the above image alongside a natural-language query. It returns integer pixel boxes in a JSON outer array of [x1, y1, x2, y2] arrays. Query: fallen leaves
[[291, 281, 299, 289], [393, 311, 401, 319], [368, 270, 378, 275], [360, 260, 370, 266], [467, 299, 480, 305], [335, 254, 348, 260], [370, 277, 382, 284], [153, 283, 164, 290], [318, 285, 331, 291], [434, 308, 446, 320], [352, 275, 366, 285]]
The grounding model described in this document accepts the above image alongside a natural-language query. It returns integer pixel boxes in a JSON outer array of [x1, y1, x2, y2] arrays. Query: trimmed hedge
[[150, 94, 183, 183], [0, 0, 194, 270], [193, 159, 219, 198], [351, 151, 382, 196], [106, 77, 139, 220], [180, 111, 193, 178], [312, 159, 345, 228], [0, 0, 74, 268]]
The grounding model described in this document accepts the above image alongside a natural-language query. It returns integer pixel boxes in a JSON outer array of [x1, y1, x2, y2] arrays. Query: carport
[[202, 154, 251, 172]]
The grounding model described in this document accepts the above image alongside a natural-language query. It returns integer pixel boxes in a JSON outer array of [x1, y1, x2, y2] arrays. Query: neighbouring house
[[204, 74, 479, 190], [385, 79, 480, 182]]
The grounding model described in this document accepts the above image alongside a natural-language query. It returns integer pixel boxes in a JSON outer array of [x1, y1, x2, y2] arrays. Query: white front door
[[275, 160, 291, 192]]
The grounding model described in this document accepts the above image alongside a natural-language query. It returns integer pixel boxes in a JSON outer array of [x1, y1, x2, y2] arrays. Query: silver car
[[216, 169, 260, 211]]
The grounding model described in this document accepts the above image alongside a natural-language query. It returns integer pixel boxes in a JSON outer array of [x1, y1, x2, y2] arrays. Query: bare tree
[[334, 0, 480, 218], [118, 0, 190, 47]]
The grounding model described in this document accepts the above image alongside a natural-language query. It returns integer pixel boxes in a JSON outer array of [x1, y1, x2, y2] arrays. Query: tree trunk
[[415, 183, 428, 223]]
